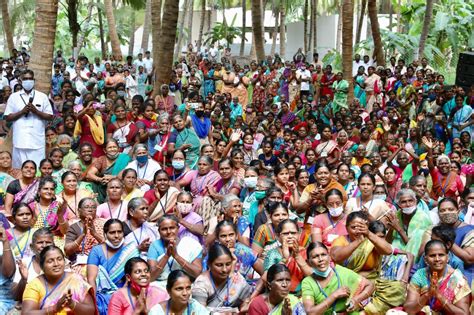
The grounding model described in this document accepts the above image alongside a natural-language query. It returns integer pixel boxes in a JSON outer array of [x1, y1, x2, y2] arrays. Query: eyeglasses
[[81, 206, 97, 210]]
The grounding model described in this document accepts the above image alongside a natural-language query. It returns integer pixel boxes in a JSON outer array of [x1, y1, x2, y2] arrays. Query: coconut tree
[[154, 0, 179, 91], [174, 0, 190, 60], [151, 0, 162, 72], [187, 0, 194, 46], [342, 0, 354, 102], [29, 0, 59, 94], [141, 0, 152, 51], [76, 2, 95, 56], [368, 0, 384, 66], [239, 0, 246, 56], [355, 0, 366, 44], [104, 0, 122, 60], [418, 0, 434, 59], [279, 0, 286, 57], [197, 0, 206, 51], [304, 0, 308, 52], [0, 0, 14, 54], [251, 0, 265, 61]]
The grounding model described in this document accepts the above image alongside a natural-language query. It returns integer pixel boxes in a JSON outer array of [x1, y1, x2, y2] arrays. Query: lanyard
[[438, 172, 452, 197], [129, 220, 144, 245], [12, 228, 31, 259], [172, 169, 186, 181], [196, 173, 210, 195], [327, 213, 344, 229], [108, 201, 123, 219], [63, 192, 77, 217], [158, 191, 169, 213], [78, 225, 86, 254], [315, 268, 341, 314], [37, 204, 50, 227], [40, 273, 66, 309], [359, 196, 374, 212], [137, 161, 149, 180], [166, 300, 191, 315], [209, 273, 230, 307]]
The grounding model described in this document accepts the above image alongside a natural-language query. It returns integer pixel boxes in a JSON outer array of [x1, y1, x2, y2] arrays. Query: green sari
[[332, 79, 349, 113], [174, 128, 201, 170], [93, 153, 131, 203]]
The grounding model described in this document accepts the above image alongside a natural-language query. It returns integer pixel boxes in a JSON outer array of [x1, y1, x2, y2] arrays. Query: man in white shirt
[[362, 55, 373, 73], [352, 54, 363, 76], [296, 64, 311, 97], [134, 53, 146, 76], [5, 70, 53, 168], [143, 51, 154, 83]]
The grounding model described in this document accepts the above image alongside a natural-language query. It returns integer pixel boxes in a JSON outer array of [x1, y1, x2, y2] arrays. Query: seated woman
[[331, 211, 406, 314], [108, 257, 168, 315], [124, 197, 159, 258], [48, 148, 67, 191], [0, 223, 15, 313], [64, 198, 105, 276], [123, 144, 161, 192], [252, 202, 290, 257], [87, 219, 140, 315], [4, 160, 38, 217], [263, 219, 311, 294], [192, 243, 252, 312], [149, 270, 210, 315], [22, 245, 97, 314], [144, 170, 179, 222], [65, 160, 94, 193], [165, 149, 191, 182], [148, 215, 203, 289], [174, 191, 204, 243], [249, 264, 306, 315], [167, 113, 201, 170], [0, 150, 21, 179], [120, 168, 144, 202], [6, 203, 36, 260], [311, 189, 348, 248], [59, 171, 94, 223], [404, 240, 471, 315], [302, 242, 374, 315], [96, 178, 128, 221]]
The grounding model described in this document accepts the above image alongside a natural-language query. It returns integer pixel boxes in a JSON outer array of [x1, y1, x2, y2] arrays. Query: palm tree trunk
[[304, 0, 308, 52], [271, 0, 278, 55], [67, 0, 80, 55], [396, 0, 401, 33], [239, 0, 246, 56], [312, 0, 317, 53], [151, 0, 162, 84], [141, 0, 152, 52], [342, 0, 354, 103], [98, 6, 107, 60], [187, 0, 194, 46], [197, 0, 206, 52], [128, 11, 136, 56], [355, 0, 366, 44], [418, 0, 433, 59], [368, 0, 384, 66], [29, 0, 59, 94], [279, 0, 286, 57], [388, 0, 392, 31], [0, 0, 14, 55], [154, 0, 179, 92], [336, 2, 342, 53], [251, 0, 265, 61], [76, 2, 94, 56], [174, 0, 189, 61], [104, 0, 122, 60]]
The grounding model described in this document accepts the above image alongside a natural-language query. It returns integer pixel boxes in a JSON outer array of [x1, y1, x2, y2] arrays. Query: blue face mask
[[136, 155, 148, 165], [172, 160, 185, 170], [313, 267, 331, 278]]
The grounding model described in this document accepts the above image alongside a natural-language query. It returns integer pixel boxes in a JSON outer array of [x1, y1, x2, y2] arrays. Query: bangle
[[59, 220, 67, 226], [441, 298, 448, 308], [3, 247, 11, 252]]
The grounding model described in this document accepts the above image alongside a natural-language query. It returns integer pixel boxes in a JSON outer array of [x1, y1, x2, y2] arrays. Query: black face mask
[[196, 110, 204, 118]]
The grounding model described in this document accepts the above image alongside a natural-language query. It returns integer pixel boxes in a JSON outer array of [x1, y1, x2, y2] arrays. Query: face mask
[[117, 90, 126, 97], [53, 101, 63, 107], [254, 190, 266, 200], [177, 202, 193, 215], [313, 267, 331, 278], [105, 238, 124, 249], [328, 206, 344, 217], [58, 146, 70, 155], [243, 143, 253, 150], [172, 160, 185, 170], [401, 205, 417, 215], [195, 110, 204, 118], [420, 168, 430, 176], [439, 212, 458, 225], [106, 152, 119, 160], [22, 79, 35, 91], [374, 194, 387, 201], [129, 279, 149, 293], [244, 176, 258, 189], [136, 155, 148, 165]]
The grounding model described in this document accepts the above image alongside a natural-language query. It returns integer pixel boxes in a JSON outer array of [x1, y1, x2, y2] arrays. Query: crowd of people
[[0, 44, 473, 315]]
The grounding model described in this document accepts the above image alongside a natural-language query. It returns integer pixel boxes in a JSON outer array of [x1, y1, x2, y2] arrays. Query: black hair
[[78, 197, 96, 209], [172, 149, 187, 160], [314, 162, 330, 174], [295, 168, 309, 180], [157, 214, 179, 227], [424, 239, 448, 255], [103, 219, 124, 234], [368, 220, 386, 235], [122, 168, 138, 179], [61, 170, 77, 183], [276, 219, 298, 234], [267, 264, 290, 283], [267, 201, 289, 216], [438, 197, 458, 209], [358, 172, 376, 185], [21, 159, 37, 170], [208, 243, 233, 265], [432, 225, 456, 246], [12, 202, 33, 218], [325, 189, 343, 202], [49, 147, 64, 158], [218, 158, 234, 169], [306, 241, 329, 258], [336, 163, 351, 173], [32, 227, 54, 243], [346, 211, 369, 226], [124, 257, 149, 276], [166, 270, 192, 291], [39, 245, 64, 269], [273, 163, 289, 176], [215, 220, 237, 237], [35, 176, 57, 202], [78, 142, 93, 152], [153, 169, 169, 183]]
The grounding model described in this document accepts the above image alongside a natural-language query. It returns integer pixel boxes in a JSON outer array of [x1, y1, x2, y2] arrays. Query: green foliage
[[204, 13, 243, 47], [322, 49, 342, 72]]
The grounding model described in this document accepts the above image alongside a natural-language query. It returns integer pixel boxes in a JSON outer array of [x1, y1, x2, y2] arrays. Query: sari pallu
[[189, 170, 221, 228], [250, 294, 306, 315], [91, 153, 131, 203], [7, 227, 37, 260], [13, 179, 39, 207], [174, 128, 201, 170]]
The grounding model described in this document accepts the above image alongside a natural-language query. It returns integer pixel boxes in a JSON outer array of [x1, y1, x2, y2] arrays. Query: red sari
[[320, 73, 336, 99]]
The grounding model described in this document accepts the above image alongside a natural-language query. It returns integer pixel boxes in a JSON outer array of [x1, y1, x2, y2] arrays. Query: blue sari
[[203, 69, 215, 96], [455, 224, 474, 285]]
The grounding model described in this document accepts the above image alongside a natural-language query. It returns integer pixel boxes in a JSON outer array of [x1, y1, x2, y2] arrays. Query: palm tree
[[239, 0, 246, 56], [418, 0, 434, 59], [29, 0, 59, 94], [141, 0, 152, 51], [98, 6, 107, 59], [311, 0, 318, 53], [304, 0, 308, 52], [1, 0, 14, 54], [342, 0, 354, 102], [355, 0, 366, 44], [368, 0, 384, 66], [154, 0, 179, 91], [197, 0, 206, 51], [174, 0, 190, 61], [251, 0, 265, 61], [279, 0, 286, 57], [151, 0, 162, 72], [128, 11, 136, 56], [76, 2, 94, 56], [66, 0, 80, 54], [187, 0, 194, 46], [104, 0, 122, 60]]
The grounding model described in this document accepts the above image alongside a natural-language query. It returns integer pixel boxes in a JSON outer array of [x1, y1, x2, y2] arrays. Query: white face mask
[[177, 202, 193, 215], [401, 205, 417, 215], [329, 206, 344, 217], [374, 194, 387, 201], [105, 238, 124, 249], [244, 176, 258, 188]]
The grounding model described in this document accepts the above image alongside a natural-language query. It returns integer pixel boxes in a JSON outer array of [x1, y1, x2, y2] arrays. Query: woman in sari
[[320, 65, 336, 99], [135, 102, 158, 144], [312, 189, 348, 248], [335, 129, 357, 154], [404, 240, 471, 315], [384, 166, 402, 205], [65, 198, 105, 277], [354, 66, 367, 107], [0, 150, 21, 179], [86, 139, 131, 203], [74, 100, 105, 158], [4, 160, 38, 217], [176, 155, 221, 228], [145, 170, 179, 222], [365, 66, 383, 112], [22, 245, 97, 314], [150, 270, 209, 315], [201, 60, 215, 97], [96, 178, 128, 221], [315, 126, 339, 166], [173, 191, 204, 243], [331, 211, 406, 314], [249, 264, 306, 315], [279, 102, 296, 127], [108, 257, 168, 315], [165, 149, 191, 182], [192, 243, 252, 312], [106, 104, 138, 154], [87, 219, 140, 315], [168, 113, 201, 170], [302, 241, 374, 315], [120, 168, 144, 202], [59, 171, 94, 223], [6, 202, 36, 260], [149, 113, 171, 165], [396, 75, 417, 118], [332, 72, 349, 113], [337, 163, 359, 198], [148, 215, 203, 290]]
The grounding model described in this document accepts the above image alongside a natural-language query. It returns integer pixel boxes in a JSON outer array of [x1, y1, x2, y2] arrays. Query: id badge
[[75, 254, 88, 265], [327, 234, 338, 243], [307, 216, 315, 225], [154, 144, 163, 152]]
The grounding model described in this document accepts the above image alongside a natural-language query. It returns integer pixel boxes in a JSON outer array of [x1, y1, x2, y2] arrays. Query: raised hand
[[333, 286, 350, 299], [138, 237, 151, 252], [17, 259, 28, 280]]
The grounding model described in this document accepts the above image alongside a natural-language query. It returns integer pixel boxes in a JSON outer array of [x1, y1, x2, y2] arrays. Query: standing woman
[[7, 202, 36, 260], [106, 104, 138, 154], [96, 178, 128, 221], [145, 170, 179, 222], [74, 100, 105, 158], [60, 171, 94, 223], [121, 168, 145, 202], [22, 245, 97, 314], [192, 243, 252, 312], [167, 113, 201, 170], [4, 160, 39, 217]]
